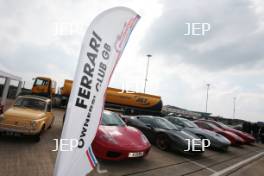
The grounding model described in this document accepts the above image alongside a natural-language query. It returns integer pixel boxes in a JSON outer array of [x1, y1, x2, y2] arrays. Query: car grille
[[106, 151, 121, 158]]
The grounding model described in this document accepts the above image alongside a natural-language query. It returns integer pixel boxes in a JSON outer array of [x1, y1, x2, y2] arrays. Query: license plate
[[128, 152, 144, 158]]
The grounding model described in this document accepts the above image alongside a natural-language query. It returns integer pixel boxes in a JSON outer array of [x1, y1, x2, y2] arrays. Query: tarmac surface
[[0, 107, 263, 176]]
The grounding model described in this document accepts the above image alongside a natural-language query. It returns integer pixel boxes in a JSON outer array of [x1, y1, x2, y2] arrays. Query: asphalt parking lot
[[0, 107, 264, 176]]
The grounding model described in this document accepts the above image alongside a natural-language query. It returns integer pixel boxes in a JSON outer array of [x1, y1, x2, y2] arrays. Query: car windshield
[[14, 98, 46, 111], [182, 119, 198, 128], [34, 78, 49, 86], [207, 123, 222, 131], [101, 111, 125, 126], [155, 118, 180, 130], [216, 121, 229, 128]]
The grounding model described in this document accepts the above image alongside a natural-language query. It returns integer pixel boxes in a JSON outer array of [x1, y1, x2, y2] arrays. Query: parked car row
[[194, 120, 255, 145], [91, 111, 255, 161], [198, 120, 256, 144], [0, 95, 256, 161]]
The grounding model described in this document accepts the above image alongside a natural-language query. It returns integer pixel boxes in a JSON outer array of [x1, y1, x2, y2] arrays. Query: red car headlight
[[141, 134, 149, 145]]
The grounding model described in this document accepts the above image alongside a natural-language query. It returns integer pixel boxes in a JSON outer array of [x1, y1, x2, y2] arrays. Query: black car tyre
[[32, 134, 40, 142], [221, 146, 228, 152], [156, 134, 170, 150], [32, 125, 45, 142]]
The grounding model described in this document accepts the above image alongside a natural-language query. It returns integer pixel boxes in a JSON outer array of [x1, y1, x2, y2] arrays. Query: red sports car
[[200, 120, 255, 144], [92, 110, 151, 160], [195, 120, 245, 145]]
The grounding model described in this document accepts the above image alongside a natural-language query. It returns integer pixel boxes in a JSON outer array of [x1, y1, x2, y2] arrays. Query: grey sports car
[[165, 116, 231, 151], [123, 115, 205, 155]]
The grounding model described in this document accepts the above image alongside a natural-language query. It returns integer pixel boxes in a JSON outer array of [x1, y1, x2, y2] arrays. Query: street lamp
[[144, 54, 152, 93], [233, 97, 236, 119], [205, 83, 210, 112]]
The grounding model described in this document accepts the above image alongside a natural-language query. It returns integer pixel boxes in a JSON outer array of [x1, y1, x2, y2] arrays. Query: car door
[[137, 117, 156, 143]]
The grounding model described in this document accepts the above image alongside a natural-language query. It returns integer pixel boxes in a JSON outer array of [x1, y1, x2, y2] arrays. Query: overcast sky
[[0, 0, 263, 122]]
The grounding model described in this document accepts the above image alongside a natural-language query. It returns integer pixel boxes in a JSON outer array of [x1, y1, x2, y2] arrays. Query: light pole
[[233, 97, 236, 119], [144, 54, 152, 93], [205, 83, 210, 112]]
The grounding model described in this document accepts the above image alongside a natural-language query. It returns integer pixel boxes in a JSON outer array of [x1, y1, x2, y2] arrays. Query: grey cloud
[[0, 44, 76, 76], [141, 0, 264, 71]]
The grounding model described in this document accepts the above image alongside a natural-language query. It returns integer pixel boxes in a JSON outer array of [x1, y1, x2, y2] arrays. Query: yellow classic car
[[0, 95, 55, 142]]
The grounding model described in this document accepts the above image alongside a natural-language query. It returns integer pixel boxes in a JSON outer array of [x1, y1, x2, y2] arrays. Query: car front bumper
[[0, 123, 41, 135], [92, 141, 151, 161]]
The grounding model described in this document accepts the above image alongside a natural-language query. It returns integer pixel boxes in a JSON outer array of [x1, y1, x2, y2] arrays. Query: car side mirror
[[125, 121, 131, 126], [122, 118, 128, 123]]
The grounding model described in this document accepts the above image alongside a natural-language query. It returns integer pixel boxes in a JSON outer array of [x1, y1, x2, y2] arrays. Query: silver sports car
[[165, 116, 231, 151]]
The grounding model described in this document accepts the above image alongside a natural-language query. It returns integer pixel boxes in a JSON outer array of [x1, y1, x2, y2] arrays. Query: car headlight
[[141, 134, 149, 144], [99, 133, 117, 145], [31, 121, 37, 128]]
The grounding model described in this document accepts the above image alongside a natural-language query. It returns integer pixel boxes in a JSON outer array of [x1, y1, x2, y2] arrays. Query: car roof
[[136, 115, 163, 119], [197, 119, 216, 122], [195, 120, 219, 127], [194, 120, 210, 125], [168, 116, 183, 119], [195, 120, 207, 123], [17, 95, 51, 102], [166, 116, 186, 121]]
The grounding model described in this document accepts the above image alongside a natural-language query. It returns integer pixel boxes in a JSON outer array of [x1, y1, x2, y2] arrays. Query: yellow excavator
[[32, 76, 162, 115]]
